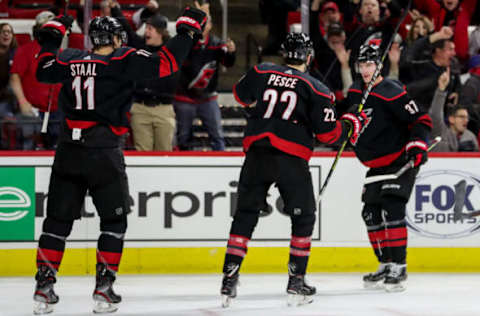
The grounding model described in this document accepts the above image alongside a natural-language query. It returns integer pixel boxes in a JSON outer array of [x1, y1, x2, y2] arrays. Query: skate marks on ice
[[0, 274, 479, 316]]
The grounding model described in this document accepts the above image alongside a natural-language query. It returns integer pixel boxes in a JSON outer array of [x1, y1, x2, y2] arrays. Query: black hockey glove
[[340, 110, 369, 146], [406, 139, 428, 167], [176, 6, 207, 40], [37, 15, 74, 48]]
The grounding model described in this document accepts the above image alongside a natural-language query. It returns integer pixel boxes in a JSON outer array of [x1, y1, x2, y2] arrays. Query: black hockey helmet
[[89, 16, 127, 47], [281, 32, 314, 65], [357, 39, 381, 64]]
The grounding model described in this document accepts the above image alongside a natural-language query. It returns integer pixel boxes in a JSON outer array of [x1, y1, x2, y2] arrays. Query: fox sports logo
[[406, 170, 480, 239]]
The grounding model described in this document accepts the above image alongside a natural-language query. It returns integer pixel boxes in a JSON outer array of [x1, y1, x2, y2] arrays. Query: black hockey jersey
[[175, 34, 235, 103], [234, 62, 351, 161], [347, 78, 432, 168], [36, 33, 193, 147]]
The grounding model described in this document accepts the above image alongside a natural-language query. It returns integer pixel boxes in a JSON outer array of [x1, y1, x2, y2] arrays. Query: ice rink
[[1, 273, 479, 316]]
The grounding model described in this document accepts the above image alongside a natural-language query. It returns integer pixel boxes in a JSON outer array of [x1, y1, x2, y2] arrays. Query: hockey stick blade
[[457, 210, 480, 219], [363, 160, 414, 185]]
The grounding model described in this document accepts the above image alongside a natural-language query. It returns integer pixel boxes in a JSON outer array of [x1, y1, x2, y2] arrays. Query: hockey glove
[[37, 15, 74, 48], [176, 6, 207, 40], [340, 110, 369, 146], [406, 139, 428, 167]]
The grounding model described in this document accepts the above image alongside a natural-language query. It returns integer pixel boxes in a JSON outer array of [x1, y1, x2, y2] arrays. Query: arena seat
[[14, 33, 32, 46], [68, 33, 85, 49]]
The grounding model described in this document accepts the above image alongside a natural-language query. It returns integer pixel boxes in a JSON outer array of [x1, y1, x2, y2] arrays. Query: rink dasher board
[[0, 152, 479, 275]]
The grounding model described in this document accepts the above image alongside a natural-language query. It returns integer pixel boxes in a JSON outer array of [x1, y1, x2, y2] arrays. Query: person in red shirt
[[10, 11, 62, 149], [414, 0, 477, 63]]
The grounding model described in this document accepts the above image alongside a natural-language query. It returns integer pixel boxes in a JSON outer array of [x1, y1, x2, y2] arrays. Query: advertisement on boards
[[0, 167, 35, 241]]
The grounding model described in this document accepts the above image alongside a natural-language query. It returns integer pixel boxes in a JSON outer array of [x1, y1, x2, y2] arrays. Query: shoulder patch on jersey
[[136, 49, 152, 57]]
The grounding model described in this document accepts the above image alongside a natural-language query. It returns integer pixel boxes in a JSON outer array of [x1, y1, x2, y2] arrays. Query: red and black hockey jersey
[[36, 33, 193, 147], [347, 78, 432, 168], [175, 34, 235, 103], [234, 62, 351, 161]]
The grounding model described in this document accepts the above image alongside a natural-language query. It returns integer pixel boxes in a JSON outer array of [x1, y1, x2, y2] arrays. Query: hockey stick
[[317, 0, 412, 201], [41, 0, 71, 134], [363, 136, 441, 185], [452, 180, 480, 220]]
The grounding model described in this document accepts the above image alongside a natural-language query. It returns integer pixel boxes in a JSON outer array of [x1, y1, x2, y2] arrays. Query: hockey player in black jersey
[[346, 42, 432, 292], [32, 9, 206, 315], [220, 32, 368, 307]]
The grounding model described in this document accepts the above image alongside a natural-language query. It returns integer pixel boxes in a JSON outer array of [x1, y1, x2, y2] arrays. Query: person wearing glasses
[[429, 67, 479, 151]]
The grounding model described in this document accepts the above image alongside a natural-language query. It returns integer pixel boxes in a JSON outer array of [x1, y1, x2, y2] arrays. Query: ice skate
[[363, 262, 392, 289], [92, 264, 121, 313], [33, 265, 59, 315], [220, 263, 239, 308], [384, 263, 407, 292], [286, 275, 316, 307]]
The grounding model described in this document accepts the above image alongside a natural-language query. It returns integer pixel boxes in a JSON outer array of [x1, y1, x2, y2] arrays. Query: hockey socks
[[288, 235, 312, 275], [37, 233, 66, 271], [223, 234, 249, 273], [367, 221, 407, 264], [97, 232, 124, 272]]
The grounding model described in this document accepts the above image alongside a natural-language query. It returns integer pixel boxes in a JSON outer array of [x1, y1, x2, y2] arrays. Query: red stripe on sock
[[387, 240, 408, 247], [97, 251, 122, 271], [226, 247, 246, 258], [290, 236, 312, 248], [386, 227, 407, 240], [37, 248, 64, 270], [290, 248, 310, 257], [368, 229, 387, 243], [228, 234, 249, 247]]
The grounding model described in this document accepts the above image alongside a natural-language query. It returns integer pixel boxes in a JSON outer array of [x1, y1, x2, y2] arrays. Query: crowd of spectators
[[294, 0, 480, 152], [0, 0, 479, 152]]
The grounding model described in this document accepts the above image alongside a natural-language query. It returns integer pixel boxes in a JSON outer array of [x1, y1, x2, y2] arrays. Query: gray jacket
[[429, 89, 479, 152]]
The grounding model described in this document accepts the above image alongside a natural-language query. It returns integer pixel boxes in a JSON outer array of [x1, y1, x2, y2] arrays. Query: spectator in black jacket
[[343, 0, 403, 78], [173, 12, 236, 150], [405, 28, 460, 112]]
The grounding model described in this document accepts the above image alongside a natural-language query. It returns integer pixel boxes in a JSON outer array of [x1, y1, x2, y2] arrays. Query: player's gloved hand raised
[[56, 15, 74, 29], [176, 6, 207, 40], [406, 139, 428, 167], [340, 110, 369, 146], [37, 15, 74, 48]]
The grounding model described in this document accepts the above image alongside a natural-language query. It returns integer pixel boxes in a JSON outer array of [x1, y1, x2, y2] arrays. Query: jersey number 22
[[262, 89, 297, 120]]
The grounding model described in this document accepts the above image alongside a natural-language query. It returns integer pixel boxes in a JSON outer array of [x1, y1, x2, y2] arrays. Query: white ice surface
[[1, 273, 479, 316]]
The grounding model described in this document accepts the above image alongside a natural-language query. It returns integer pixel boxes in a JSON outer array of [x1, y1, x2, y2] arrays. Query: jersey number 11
[[72, 76, 95, 110]]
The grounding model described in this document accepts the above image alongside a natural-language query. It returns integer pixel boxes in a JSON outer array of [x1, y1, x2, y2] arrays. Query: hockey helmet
[[357, 39, 381, 64], [89, 16, 127, 47], [281, 32, 314, 65]]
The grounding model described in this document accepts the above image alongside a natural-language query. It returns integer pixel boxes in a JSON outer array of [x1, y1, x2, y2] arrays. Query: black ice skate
[[363, 262, 392, 289], [286, 275, 316, 307], [221, 263, 240, 308], [93, 263, 122, 313], [33, 265, 59, 315], [384, 263, 407, 292]]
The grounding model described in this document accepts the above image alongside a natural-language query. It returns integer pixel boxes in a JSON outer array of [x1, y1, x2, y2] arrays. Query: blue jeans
[[173, 99, 225, 151]]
